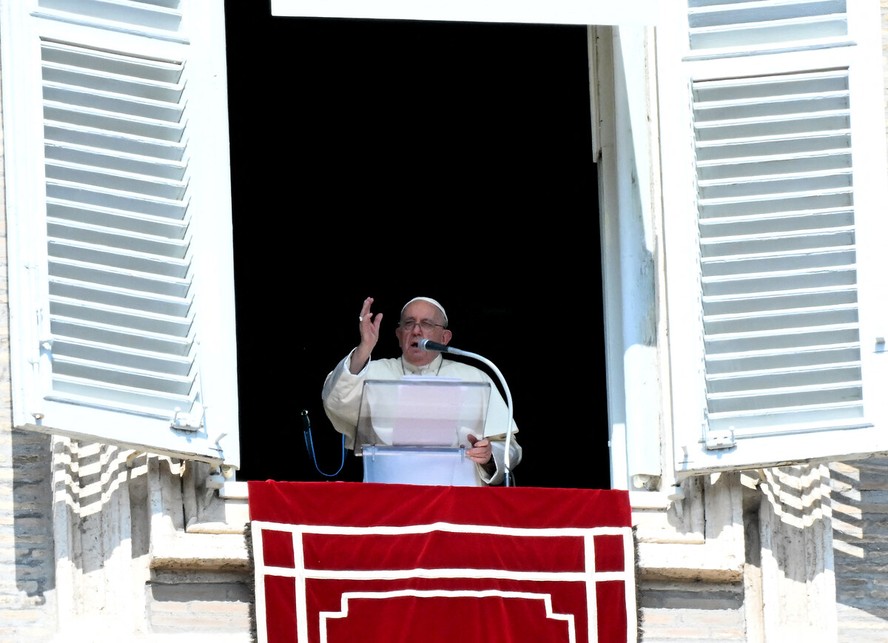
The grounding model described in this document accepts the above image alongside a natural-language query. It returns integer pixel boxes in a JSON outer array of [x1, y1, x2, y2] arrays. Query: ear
[[442, 329, 453, 345]]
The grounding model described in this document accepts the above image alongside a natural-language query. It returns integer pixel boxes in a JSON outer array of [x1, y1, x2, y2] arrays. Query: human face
[[396, 300, 452, 366]]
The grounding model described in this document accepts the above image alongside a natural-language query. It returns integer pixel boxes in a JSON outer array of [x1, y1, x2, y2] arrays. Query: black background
[[224, 2, 610, 489]]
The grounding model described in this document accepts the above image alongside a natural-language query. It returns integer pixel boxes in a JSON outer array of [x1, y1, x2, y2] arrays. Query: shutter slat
[[46, 162, 187, 199], [707, 382, 860, 410], [706, 404, 865, 434], [705, 305, 857, 335], [46, 182, 189, 218], [701, 245, 855, 270], [687, 0, 848, 50], [44, 83, 185, 121], [699, 208, 853, 235], [37, 0, 183, 34], [43, 41, 184, 83], [52, 337, 193, 376], [703, 285, 856, 315], [48, 237, 189, 275], [50, 376, 196, 414], [703, 226, 853, 249], [46, 143, 187, 181], [51, 357, 194, 395], [46, 124, 186, 160], [696, 132, 851, 161], [44, 104, 186, 141], [707, 362, 860, 392], [51, 298, 191, 339], [703, 325, 858, 353], [47, 201, 187, 237], [51, 317, 192, 356], [706, 344, 860, 372], [702, 266, 856, 294], [49, 280, 191, 317]]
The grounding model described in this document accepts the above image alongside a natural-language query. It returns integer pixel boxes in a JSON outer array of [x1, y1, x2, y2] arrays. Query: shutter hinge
[[170, 404, 205, 432], [706, 427, 735, 450]]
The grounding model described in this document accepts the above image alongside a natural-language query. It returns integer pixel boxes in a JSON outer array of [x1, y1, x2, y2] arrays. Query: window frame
[[270, 0, 663, 26]]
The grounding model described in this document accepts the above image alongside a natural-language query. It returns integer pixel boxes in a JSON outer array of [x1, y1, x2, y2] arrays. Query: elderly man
[[322, 295, 522, 486]]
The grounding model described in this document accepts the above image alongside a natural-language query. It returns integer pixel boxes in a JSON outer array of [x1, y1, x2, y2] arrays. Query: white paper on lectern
[[356, 378, 491, 455]]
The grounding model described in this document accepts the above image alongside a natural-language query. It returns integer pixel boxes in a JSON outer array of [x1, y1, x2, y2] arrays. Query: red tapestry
[[248, 481, 636, 643]]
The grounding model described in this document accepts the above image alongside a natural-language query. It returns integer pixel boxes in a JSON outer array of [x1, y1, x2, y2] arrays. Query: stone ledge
[[150, 530, 250, 572], [637, 541, 743, 582]]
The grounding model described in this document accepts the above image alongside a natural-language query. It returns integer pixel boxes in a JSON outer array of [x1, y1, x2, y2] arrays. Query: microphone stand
[[440, 346, 514, 487]]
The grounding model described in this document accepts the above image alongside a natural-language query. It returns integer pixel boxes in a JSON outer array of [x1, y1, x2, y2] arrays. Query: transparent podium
[[356, 378, 491, 486]]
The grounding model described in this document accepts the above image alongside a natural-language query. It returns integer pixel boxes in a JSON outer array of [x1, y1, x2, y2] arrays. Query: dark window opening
[[225, 3, 610, 489]]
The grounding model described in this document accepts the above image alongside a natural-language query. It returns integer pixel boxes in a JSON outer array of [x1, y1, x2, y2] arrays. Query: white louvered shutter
[[1, 0, 239, 467], [661, 0, 888, 475]]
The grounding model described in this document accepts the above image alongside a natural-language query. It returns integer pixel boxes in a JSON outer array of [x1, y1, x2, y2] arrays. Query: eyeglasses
[[399, 318, 446, 332]]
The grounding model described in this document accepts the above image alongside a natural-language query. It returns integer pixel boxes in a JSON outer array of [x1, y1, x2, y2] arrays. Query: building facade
[[2, 1, 888, 641]]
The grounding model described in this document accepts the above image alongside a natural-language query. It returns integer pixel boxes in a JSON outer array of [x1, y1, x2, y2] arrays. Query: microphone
[[415, 337, 516, 486], [417, 338, 451, 353]]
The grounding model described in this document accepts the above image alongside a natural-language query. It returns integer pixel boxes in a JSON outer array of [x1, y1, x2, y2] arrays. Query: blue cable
[[302, 409, 346, 478]]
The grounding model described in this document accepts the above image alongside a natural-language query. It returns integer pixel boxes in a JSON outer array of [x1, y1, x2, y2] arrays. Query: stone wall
[[0, 430, 56, 641], [833, 458, 888, 642]]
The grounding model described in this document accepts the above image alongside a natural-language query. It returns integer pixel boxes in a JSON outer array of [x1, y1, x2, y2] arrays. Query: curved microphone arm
[[422, 340, 514, 487]]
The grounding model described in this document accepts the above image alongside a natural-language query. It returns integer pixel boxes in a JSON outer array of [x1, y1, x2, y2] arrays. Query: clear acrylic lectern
[[356, 378, 491, 486]]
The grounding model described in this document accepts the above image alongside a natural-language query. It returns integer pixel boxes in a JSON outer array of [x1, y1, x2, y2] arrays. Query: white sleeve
[[320, 349, 368, 449]]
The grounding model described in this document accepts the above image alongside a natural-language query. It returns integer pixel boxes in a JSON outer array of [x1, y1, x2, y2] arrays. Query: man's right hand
[[350, 296, 382, 373]]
